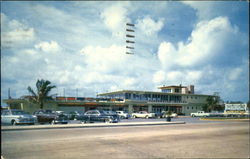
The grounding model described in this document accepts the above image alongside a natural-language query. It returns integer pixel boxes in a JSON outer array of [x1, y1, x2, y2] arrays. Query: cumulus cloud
[[157, 16, 239, 68], [1, 13, 36, 49], [1, 2, 248, 105], [182, 1, 216, 20], [136, 16, 164, 36], [101, 3, 129, 34], [80, 44, 128, 73], [153, 70, 166, 84], [35, 41, 61, 53]]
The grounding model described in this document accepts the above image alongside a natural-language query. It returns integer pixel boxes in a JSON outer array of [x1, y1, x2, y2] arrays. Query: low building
[[3, 85, 217, 115]]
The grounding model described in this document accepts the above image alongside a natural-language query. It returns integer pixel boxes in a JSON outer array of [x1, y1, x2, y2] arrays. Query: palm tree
[[27, 79, 56, 109], [203, 96, 221, 112]]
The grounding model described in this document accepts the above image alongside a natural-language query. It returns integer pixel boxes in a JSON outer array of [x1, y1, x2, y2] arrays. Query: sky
[[1, 1, 249, 106]]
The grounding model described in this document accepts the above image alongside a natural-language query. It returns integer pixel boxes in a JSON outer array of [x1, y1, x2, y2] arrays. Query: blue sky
[[1, 1, 249, 106]]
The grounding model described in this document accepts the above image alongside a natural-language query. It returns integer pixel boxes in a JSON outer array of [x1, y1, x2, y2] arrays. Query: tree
[[202, 96, 223, 112], [27, 79, 56, 109]]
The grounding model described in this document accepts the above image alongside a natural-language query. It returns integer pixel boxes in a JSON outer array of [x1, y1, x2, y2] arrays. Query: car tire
[[132, 115, 136, 118], [145, 115, 149, 119], [11, 120, 17, 126], [191, 115, 195, 117]]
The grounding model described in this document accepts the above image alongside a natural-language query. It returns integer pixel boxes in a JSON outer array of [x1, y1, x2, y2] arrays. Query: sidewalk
[[1, 121, 185, 131]]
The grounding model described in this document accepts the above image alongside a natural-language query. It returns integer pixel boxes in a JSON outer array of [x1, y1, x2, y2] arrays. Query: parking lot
[[1, 119, 249, 159], [29, 116, 229, 125]]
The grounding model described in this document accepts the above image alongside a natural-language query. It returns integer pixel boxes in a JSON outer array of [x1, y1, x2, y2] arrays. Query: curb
[[200, 118, 249, 121], [1, 121, 185, 131]]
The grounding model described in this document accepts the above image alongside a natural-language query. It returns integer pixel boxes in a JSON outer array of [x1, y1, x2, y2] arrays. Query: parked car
[[131, 111, 156, 118], [153, 112, 162, 118], [33, 110, 69, 124], [76, 110, 119, 123], [67, 111, 82, 120], [190, 111, 210, 117], [1, 109, 37, 125], [161, 111, 178, 118], [116, 111, 130, 119]]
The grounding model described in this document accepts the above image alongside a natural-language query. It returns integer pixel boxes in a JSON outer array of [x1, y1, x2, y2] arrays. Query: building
[[3, 85, 217, 115]]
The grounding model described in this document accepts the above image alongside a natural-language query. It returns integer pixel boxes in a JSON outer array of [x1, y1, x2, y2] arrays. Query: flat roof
[[98, 90, 214, 97], [158, 85, 186, 89]]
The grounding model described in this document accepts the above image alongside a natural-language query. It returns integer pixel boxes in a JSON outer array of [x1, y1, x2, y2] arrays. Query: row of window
[[186, 96, 198, 99], [186, 106, 199, 110]]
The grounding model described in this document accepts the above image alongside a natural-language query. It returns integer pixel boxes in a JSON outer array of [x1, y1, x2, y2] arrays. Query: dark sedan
[[76, 110, 119, 123], [33, 110, 69, 124]]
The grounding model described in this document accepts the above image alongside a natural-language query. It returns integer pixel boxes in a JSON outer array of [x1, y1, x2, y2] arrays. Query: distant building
[[3, 84, 218, 115]]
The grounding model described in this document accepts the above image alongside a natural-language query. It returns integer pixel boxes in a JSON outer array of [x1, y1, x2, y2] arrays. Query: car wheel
[[132, 115, 136, 118], [11, 120, 17, 126], [191, 115, 195, 117], [145, 115, 149, 119]]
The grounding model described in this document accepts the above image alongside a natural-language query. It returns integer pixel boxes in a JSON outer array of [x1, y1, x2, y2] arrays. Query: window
[[192, 107, 193, 109], [162, 89, 171, 93], [175, 88, 180, 93], [187, 107, 189, 109]]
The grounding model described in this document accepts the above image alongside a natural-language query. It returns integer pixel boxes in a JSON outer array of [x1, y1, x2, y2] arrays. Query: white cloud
[[1, 13, 36, 49], [166, 71, 182, 81], [35, 41, 61, 53], [153, 70, 166, 84], [157, 16, 238, 68], [136, 16, 164, 36], [101, 3, 130, 34], [182, 1, 215, 20], [81, 45, 128, 73], [228, 68, 243, 80], [1, 2, 248, 104], [157, 42, 177, 70]]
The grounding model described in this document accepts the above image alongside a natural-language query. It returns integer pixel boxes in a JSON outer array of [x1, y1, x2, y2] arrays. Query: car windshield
[[11, 110, 29, 115]]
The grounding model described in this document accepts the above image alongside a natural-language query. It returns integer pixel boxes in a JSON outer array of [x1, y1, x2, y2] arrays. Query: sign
[[225, 104, 247, 111]]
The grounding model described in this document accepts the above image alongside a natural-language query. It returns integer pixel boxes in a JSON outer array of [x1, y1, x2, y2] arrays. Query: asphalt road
[[2, 120, 249, 159]]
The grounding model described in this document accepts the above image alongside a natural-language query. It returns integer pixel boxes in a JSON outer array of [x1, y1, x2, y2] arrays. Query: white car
[[116, 111, 130, 119], [1, 109, 37, 125], [191, 111, 210, 117], [132, 111, 155, 119], [161, 111, 178, 118]]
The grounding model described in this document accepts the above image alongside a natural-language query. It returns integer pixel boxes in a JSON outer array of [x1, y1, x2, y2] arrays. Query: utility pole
[[8, 88, 10, 99], [76, 88, 78, 98]]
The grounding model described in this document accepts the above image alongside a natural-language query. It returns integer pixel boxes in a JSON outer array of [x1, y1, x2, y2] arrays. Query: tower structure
[[125, 23, 135, 55]]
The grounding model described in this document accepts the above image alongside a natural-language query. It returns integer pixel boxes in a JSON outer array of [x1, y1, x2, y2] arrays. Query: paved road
[[1, 121, 249, 159]]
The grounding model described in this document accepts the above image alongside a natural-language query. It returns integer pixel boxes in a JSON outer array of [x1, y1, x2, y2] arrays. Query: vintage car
[[1, 109, 37, 125], [76, 110, 119, 123], [116, 111, 130, 119], [131, 111, 156, 118], [161, 111, 178, 118], [67, 111, 83, 120], [33, 110, 69, 124]]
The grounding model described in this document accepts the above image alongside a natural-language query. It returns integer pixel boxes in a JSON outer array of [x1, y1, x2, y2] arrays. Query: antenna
[[125, 22, 135, 55]]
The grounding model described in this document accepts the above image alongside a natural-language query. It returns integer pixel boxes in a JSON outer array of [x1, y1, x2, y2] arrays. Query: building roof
[[158, 85, 186, 89], [98, 90, 214, 97]]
